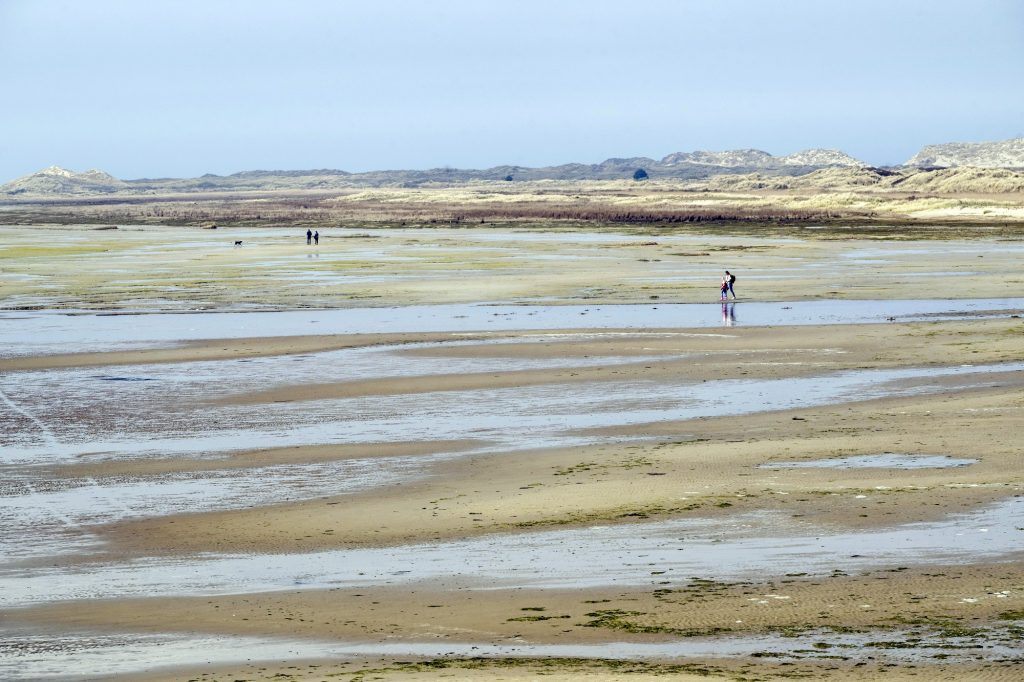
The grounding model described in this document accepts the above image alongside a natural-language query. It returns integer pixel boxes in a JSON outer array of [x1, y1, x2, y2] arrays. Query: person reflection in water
[[721, 301, 736, 326]]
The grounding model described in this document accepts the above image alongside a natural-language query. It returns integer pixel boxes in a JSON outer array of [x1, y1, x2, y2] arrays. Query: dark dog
[[234, 240, 243, 247]]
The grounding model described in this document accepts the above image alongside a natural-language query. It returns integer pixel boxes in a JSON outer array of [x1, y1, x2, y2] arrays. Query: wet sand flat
[[19, 562, 1024, 659], [2, 227, 1024, 681], [102, 382, 1024, 554], [2, 224, 1024, 312], [6, 329, 1024, 681]]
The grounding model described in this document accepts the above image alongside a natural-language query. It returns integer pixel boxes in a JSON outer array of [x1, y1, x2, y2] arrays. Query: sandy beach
[[1, 225, 1022, 681]]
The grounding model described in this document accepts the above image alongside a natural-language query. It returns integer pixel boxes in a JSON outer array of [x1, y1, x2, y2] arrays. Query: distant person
[[720, 277, 729, 301], [306, 228, 312, 245], [313, 230, 319, 245], [724, 270, 736, 299]]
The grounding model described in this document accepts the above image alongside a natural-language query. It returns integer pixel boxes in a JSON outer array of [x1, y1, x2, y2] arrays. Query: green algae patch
[[342, 657, 731, 681], [581, 609, 734, 638]]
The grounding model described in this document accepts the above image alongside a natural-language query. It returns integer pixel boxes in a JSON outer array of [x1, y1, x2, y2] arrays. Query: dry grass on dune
[[2, 175, 1022, 230]]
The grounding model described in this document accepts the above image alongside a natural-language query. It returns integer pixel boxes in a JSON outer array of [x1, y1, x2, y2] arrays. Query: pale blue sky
[[1, 0, 1021, 180]]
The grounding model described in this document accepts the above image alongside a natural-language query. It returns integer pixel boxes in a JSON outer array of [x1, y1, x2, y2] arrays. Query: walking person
[[306, 228, 312, 245], [313, 230, 319, 245], [724, 270, 736, 299], [720, 276, 729, 301]]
